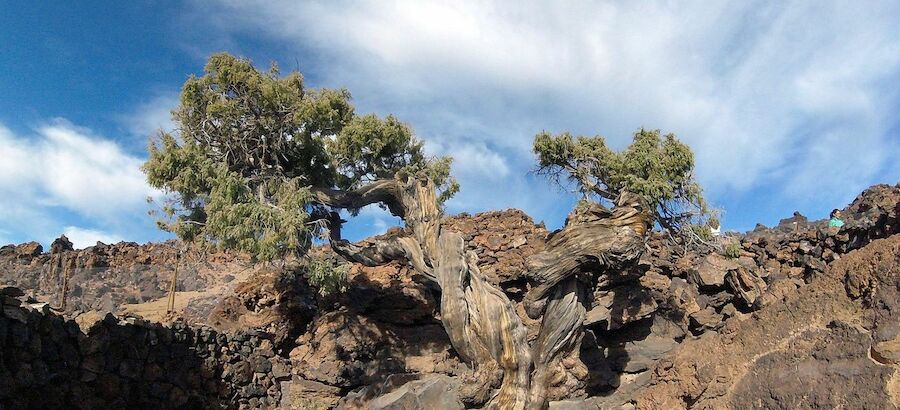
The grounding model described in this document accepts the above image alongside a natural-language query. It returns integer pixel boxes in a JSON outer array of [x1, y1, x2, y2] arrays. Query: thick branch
[[310, 179, 406, 217], [330, 236, 435, 284], [312, 174, 442, 261]]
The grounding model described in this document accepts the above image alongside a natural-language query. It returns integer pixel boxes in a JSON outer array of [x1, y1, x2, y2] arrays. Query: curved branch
[[330, 236, 435, 283], [310, 179, 406, 217]]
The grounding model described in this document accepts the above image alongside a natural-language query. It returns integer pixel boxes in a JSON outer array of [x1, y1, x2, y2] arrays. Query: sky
[[0, 1, 898, 249]]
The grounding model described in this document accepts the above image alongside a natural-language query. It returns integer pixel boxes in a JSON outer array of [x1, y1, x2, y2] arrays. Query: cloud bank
[[4, 2, 898, 246], [0, 121, 161, 247]]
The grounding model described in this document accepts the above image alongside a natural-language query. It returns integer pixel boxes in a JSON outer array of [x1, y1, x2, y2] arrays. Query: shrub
[[303, 257, 349, 297], [724, 240, 742, 259]]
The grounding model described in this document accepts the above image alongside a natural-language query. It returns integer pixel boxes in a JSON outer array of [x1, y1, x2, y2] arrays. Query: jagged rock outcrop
[[0, 240, 248, 315], [567, 183, 900, 405], [632, 233, 900, 409]]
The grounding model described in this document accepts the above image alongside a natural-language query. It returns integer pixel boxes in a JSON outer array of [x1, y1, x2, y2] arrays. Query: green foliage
[[303, 257, 349, 297], [690, 223, 714, 242], [533, 128, 710, 232], [143, 53, 457, 260], [177, 53, 350, 186], [724, 240, 742, 259], [329, 113, 458, 206]]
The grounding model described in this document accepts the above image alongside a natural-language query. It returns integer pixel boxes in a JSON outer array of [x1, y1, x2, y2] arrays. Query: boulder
[[1, 286, 25, 298], [726, 267, 767, 306], [689, 308, 724, 331], [615, 334, 679, 373], [50, 235, 74, 254], [688, 254, 738, 288], [15, 242, 42, 258], [871, 337, 900, 365], [363, 374, 463, 410], [585, 286, 657, 330]]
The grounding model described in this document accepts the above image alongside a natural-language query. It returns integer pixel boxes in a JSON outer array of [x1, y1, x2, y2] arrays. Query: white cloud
[[427, 139, 510, 181], [193, 0, 900, 226], [39, 122, 158, 218], [0, 121, 162, 245], [121, 94, 179, 139], [62, 226, 124, 249]]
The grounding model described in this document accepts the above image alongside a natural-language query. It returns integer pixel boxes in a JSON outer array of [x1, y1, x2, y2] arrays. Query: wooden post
[[60, 255, 71, 311], [167, 249, 180, 314]]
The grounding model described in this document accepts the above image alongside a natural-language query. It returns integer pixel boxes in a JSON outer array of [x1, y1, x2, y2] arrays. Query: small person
[[828, 209, 845, 228]]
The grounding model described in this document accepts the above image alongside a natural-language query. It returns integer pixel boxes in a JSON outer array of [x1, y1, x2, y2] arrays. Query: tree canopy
[[143, 53, 457, 260], [533, 129, 710, 234]]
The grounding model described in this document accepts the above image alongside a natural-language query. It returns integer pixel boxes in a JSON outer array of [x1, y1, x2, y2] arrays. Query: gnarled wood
[[525, 193, 650, 319], [528, 276, 586, 408], [524, 192, 651, 409], [314, 173, 532, 409], [315, 174, 651, 409], [331, 236, 435, 284], [311, 179, 406, 217], [435, 232, 532, 408]]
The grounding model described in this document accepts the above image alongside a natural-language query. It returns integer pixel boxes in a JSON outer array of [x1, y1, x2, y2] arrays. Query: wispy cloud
[[427, 139, 510, 181], [195, 0, 900, 228]]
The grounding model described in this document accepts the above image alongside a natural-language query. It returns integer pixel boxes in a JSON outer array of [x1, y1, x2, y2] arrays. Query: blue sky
[[1, 1, 898, 249]]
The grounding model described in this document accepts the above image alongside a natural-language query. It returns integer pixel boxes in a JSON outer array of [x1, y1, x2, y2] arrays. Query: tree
[[533, 129, 711, 237], [522, 130, 707, 405], [143, 53, 528, 408], [143, 53, 706, 410], [143, 53, 457, 261]]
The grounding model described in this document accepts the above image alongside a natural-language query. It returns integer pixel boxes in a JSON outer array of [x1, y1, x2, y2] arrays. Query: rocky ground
[[0, 183, 897, 409]]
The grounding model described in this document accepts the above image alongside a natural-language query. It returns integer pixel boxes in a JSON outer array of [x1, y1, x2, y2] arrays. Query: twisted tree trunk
[[313, 173, 532, 409], [524, 192, 651, 408], [313, 175, 650, 409]]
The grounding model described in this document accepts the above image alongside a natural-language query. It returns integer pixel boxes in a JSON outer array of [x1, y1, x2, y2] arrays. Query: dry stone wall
[[0, 287, 292, 409]]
